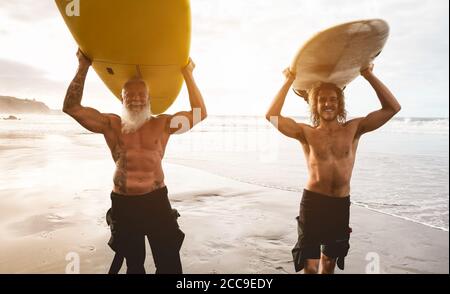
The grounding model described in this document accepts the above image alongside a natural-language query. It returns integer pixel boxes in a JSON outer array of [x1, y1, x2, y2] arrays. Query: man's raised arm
[[355, 64, 401, 137], [265, 68, 306, 143], [167, 58, 207, 135], [63, 49, 111, 134]]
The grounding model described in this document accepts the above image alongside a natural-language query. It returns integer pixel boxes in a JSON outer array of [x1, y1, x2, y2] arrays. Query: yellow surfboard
[[55, 0, 191, 114]]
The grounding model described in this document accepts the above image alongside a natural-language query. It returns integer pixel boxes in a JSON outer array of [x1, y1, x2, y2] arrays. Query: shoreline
[[351, 201, 449, 233], [166, 160, 450, 233]]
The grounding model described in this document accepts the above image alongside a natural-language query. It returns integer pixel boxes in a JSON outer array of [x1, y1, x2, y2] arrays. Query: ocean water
[[168, 116, 450, 231], [1, 114, 448, 231]]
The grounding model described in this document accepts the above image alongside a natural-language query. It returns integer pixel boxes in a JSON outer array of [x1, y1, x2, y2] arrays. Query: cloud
[[0, 59, 116, 112], [0, 58, 45, 78], [0, 0, 56, 22], [0, 58, 64, 103]]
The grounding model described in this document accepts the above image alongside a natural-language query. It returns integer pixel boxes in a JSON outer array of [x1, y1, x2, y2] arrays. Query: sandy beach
[[0, 161, 447, 274]]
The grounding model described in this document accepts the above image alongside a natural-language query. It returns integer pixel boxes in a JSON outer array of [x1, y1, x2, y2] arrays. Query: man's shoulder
[[297, 122, 315, 132], [343, 118, 365, 138], [155, 114, 171, 120], [105, 113, 120, 119], [148, 114, 172, 131], [104, 113, 121, 124], [344, 117, 364, 127], [152, 114, 172, 125], [102, 114, 122, 132]]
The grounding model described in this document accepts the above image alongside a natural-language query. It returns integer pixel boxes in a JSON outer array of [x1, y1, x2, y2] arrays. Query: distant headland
[[0, 96, 57, 114]]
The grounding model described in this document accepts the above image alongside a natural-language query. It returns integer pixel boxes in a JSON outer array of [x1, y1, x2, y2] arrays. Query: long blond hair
[[308, 82, 346, 127]]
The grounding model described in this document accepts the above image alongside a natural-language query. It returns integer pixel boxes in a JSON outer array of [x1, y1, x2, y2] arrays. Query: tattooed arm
[[62, 49, 112, 134]]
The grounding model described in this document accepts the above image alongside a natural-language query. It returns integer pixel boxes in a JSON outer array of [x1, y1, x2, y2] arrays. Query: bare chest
[[120, 129, 167, 151], [106, 119, 169, 161], [306, 129, 357, 161]]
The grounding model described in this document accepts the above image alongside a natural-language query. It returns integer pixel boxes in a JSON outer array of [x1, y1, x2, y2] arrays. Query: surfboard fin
[[373, 50, 382, 58], [293, 88, 309, 103]]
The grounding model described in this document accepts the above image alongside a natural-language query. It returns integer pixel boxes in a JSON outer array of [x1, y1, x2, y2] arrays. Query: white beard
[[121, 105, 152, 134]]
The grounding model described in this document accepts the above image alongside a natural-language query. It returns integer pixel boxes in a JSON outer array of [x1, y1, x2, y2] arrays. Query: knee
[[303, 260, 319, 274], [125, 251, 146, 274], [154, 255, 182, 274], [125, 261, 146, 274], [320, 255, 336, 274]]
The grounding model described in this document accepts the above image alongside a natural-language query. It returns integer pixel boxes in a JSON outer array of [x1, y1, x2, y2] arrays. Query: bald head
[[121, 77, 149, 99]]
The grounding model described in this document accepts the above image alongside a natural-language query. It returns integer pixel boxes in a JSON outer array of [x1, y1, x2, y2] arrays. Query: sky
[[0, 0, 448, 118]]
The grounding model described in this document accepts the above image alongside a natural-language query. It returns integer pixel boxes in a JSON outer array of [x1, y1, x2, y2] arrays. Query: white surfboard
[[291, 19, 389, 100]]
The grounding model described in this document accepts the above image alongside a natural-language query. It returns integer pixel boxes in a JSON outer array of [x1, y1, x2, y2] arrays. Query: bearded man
[[63, 49, 207, 274]]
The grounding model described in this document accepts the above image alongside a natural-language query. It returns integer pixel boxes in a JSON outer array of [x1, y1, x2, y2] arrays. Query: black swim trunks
[[106, 186, 185, 274], [292, 189, 351, 272]]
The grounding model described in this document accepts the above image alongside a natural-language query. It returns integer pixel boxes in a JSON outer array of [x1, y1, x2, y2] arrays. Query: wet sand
[[0, 162, 447, 274]]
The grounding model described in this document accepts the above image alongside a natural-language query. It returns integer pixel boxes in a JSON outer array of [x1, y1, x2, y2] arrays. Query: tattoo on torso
[[113, 146, 127, 194]]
